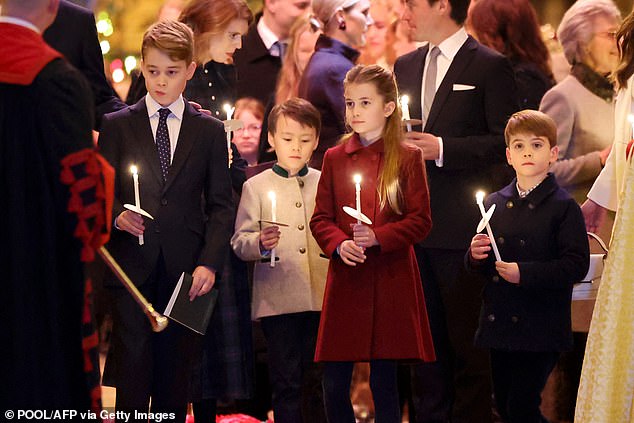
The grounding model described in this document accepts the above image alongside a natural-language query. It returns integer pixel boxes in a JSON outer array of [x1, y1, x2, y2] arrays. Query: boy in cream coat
[[231, 98, 327, 422]]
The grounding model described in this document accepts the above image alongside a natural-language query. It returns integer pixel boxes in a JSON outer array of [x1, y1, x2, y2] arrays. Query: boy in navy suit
[[98, 20, 234, 422], [468, 110, 589, 422]]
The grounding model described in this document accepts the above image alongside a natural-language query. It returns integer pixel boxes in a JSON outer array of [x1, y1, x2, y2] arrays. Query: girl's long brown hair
[[342, 64, 404, 214]]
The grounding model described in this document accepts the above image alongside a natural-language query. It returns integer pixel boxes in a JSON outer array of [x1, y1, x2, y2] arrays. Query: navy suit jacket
[[98, 99, 235, 287], [233, 16, 282, 106], [394, 36, 519, 249]]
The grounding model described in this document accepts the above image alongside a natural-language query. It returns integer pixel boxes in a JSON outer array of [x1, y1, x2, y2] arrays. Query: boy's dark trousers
[[107, 254, 199, 423], [490, 349, 559, 423], [260, 311, 325, 423]]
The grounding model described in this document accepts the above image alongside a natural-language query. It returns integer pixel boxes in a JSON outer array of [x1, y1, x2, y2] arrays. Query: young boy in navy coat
[[467, 110, 589, 423], [98, 21, 233, 422]]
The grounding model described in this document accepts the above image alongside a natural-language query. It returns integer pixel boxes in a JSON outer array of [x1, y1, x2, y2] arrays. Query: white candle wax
[[476, 191, 501, 261], [224, 104, 235, 168], [131, 165, 144, 246], [628, 114, 634, 137], [353, 174, 362, 224], [268, 191, 277, 267], [401, 95, 412, 132]]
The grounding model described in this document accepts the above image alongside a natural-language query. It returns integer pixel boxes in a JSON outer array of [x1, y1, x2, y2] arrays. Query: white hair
[[557, 0, 621, 65]]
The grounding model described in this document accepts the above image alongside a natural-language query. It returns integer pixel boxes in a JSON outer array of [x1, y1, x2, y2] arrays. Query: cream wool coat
[[231, 167, 328, 320], [588, 76, 634, 211]]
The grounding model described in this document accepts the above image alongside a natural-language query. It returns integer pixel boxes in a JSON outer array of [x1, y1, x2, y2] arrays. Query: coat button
[[511, 316, 519, 323], [204, 69, 208, 74], [528, 203, 535, 209], [299, 247, 306, 254], [208, 82, 213, 87], [492, 275, 499, 282], [506, 201, 514, 208], [488, 314, 495, 322], [498, 237, 504, 244], [298, 224, 305, 231], [519, 239, 526, 247], [211, 95, 216, 100], [298, 179, 305, 188], [161, 198, 168, 206], [215, 110, 220, 115], [295, 202, 302, 208]]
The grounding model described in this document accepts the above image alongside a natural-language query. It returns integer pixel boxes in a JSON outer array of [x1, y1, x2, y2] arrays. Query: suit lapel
[[127, 100, 163, 185], [405, 46, 427, 124], [164, 103, 201, 193], [425, 36, 478, 131]]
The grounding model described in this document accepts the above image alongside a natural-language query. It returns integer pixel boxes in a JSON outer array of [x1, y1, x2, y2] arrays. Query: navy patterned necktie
[[156, 108, 171, 182]]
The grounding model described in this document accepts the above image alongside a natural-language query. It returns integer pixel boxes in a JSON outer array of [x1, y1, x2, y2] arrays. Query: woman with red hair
[[467, 0, 554, 110]]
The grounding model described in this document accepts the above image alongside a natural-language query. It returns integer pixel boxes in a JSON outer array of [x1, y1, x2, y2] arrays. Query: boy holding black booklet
[[98, 21, 233, 422]]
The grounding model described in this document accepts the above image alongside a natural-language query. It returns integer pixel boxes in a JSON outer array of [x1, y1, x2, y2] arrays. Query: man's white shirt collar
[[0, 16, 40, 34], [429, 27, 468, 62], [257, 17, 279, 51]]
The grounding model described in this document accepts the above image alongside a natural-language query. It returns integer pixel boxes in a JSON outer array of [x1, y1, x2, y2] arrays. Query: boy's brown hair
[[504, 109, 557, 148], [268, 97, 321, 138], [141, 20, 194, 64]]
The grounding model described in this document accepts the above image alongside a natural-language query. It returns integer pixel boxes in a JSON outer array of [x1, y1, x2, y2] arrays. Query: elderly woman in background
[[537, 1, 621, 421], [298, 0, 373, 169], [540, 0, 620, 207], [468, 0, 554, 110]]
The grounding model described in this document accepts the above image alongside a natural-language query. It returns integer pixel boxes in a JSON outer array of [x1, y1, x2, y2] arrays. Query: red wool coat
[[310, 134, 436, 362]]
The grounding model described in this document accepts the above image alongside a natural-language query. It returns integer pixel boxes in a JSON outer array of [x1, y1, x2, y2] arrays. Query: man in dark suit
[[99, 21, 234, 422], [394, 0, 518, 422], [44, 0, 126, 130], [232, 0, 310, 105], [1, 0, 111, 411]]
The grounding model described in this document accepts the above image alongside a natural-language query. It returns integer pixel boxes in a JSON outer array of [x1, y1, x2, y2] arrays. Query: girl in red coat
[[310, 64, 436, 422]]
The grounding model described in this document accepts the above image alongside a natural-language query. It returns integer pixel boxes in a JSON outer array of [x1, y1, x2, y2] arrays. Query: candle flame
[[353, 174, 362, 184], [223, 103, 232, 113], [401, 95, 409, 106], [268, 191, 276, 201], [475, 191, 485, 203], [130, 165, 138, 175]]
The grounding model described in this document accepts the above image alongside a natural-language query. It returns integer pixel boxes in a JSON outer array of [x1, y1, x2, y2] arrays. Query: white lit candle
[[353, 174, 362, 225], [401, 95, 412, 132], [224, 103, 235, 167], [131, 165, 144, 246], [268, 191, 277, 267], [628, 114, 634, 137], [476, 191, 501, 261]]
